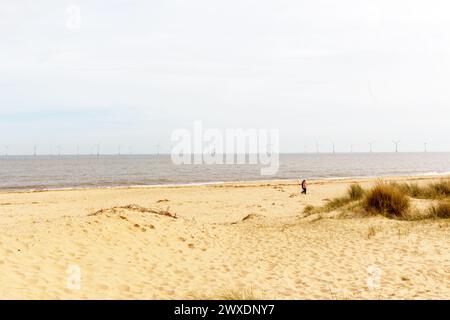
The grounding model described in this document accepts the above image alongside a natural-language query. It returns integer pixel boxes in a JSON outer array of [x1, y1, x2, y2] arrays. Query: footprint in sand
[[97, 284, 109, 290], [4, 248, 14, 255], [118, 284, 130, 292], [27, 278, 40, 285]]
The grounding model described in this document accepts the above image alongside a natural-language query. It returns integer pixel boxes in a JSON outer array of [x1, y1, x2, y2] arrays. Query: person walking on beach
[[301, 179, 307, 194]]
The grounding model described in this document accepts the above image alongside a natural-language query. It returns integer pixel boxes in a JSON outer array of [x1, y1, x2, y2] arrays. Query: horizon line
[[1, 151, 450, 157]]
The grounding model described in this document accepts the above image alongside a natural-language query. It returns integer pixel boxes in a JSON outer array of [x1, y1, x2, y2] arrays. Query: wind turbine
[[331, 141, 335, 154], [267, 142, 273, 156], [393, 141, 400, 153], [424, 142, 428, 153], [369, 142, 373, 153], [33, 145, 38, 157], [4, 146, 8, 158]]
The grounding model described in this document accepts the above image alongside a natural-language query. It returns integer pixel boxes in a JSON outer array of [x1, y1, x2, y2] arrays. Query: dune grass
[[217, 287, 262, 300], [428, 201, 450, 219], [389, 180, 450, 199], [303, 205, 315, 214], [302, 179, 450, 220], [366, 226, 379, 239], [389, 182, 423, 198], [348, 184, 365, 200], [303, 184, 365, 215], [426, 180, 450, 198], [191, 287, 263, 300], [363, 183, 410, 217]]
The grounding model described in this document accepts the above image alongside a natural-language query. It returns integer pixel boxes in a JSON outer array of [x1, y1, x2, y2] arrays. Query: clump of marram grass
[[302, 184, 366, 215], [388, 179, 450, 199], [428, 201, 450, 219], [217, 287, 262, 300], [324, 184, 366, 211], [187, 287, 263, 300], [404, 183, 424, 198], [366, 226, 377, 239], [389, 182, 424, 198], [324, 196, 351, 211], [425, 180, 450, 198], [301, 179, 449, 220], [303, 205, 316, 214], [363, 183, 410, 217], [347, 184, 365, 200]]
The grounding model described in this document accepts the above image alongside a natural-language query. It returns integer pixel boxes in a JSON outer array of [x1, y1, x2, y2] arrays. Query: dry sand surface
[[0, 176, 449, 299]]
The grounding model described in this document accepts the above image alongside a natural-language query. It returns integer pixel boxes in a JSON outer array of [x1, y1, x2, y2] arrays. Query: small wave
[[417, 171, 450, 177]]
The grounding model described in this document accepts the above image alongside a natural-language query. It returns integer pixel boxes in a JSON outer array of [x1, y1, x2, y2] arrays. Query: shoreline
[[0, 172, 449, 194]]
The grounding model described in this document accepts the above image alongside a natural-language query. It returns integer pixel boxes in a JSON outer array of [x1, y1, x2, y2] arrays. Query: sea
[[0, 153, 449, 191]]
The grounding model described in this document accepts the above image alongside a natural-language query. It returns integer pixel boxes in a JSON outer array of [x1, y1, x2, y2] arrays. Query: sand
[[0, 175, 449, 299]]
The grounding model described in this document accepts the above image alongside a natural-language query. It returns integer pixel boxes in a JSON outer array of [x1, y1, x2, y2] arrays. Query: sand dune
[[0, 176, 449, 299]]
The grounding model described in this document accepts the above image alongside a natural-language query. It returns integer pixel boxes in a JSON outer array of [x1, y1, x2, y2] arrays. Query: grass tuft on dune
[[306, 179, 450, 220], [303, 183, 365, 215], [389, 180, 450, 199], [428, 201, 450, 219], [363, 183, 410, 218]]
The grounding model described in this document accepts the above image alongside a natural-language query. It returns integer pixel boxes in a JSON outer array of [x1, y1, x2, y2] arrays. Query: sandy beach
[[0, 175, 449, 299]]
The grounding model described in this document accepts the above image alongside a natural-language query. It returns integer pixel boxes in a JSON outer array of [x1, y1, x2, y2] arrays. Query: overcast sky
[[1, 0, 450, 154]]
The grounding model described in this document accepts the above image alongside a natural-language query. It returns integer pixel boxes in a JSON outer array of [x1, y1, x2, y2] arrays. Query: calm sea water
[[0, 153, 449, 190]]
